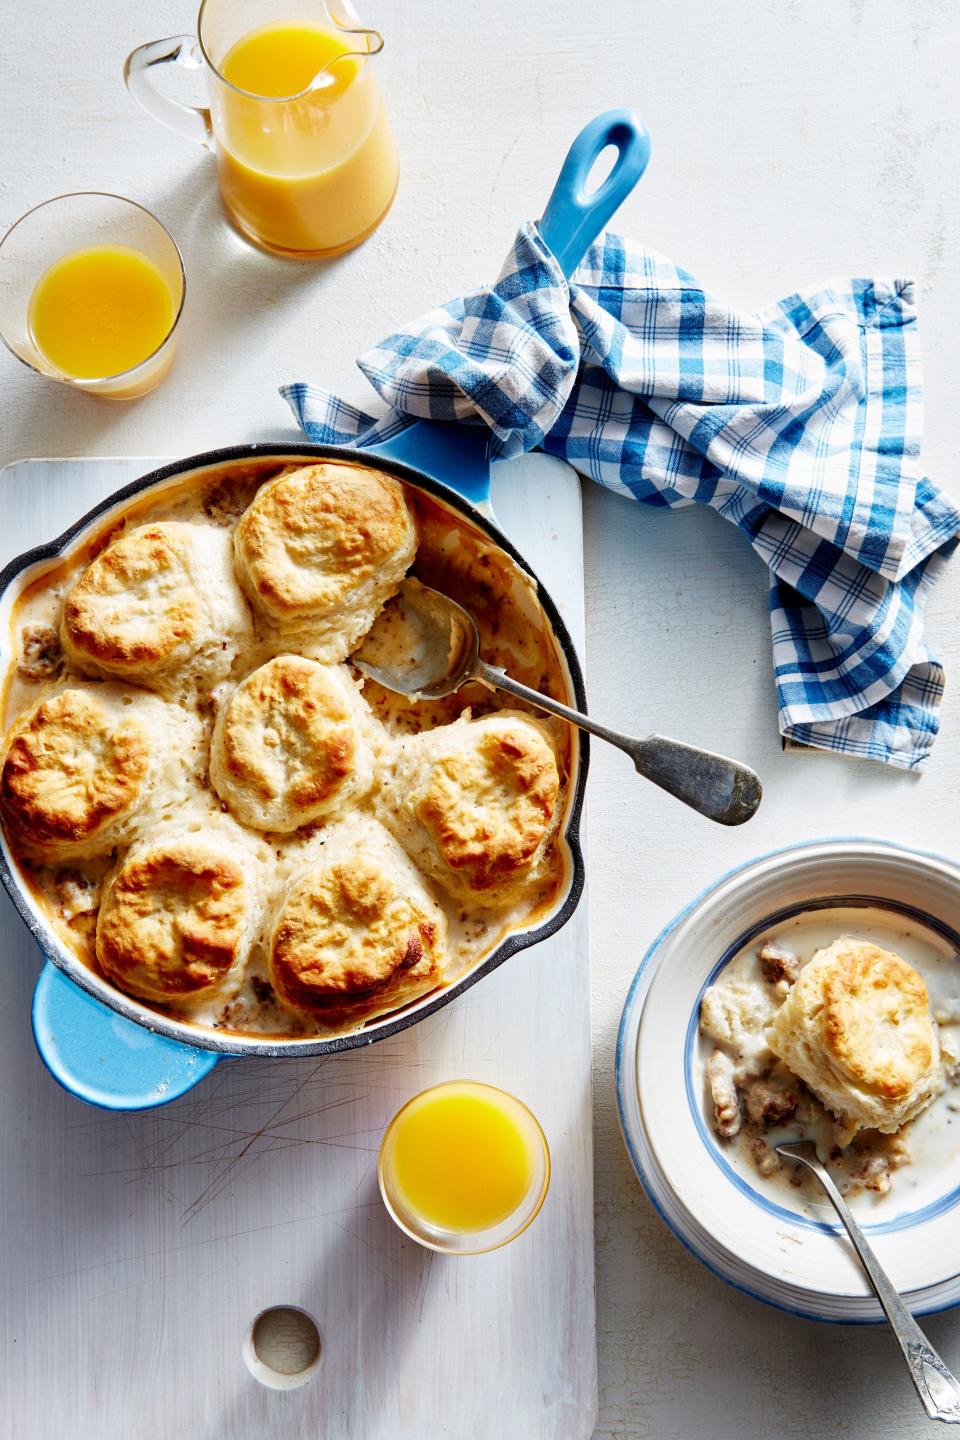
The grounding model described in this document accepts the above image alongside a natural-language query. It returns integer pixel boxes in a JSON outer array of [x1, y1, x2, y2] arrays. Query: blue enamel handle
[[32, 962, 219, 1110], [362, 111, 649, 505], [365, 419, 492, 508], [539, 109, 651, 278]]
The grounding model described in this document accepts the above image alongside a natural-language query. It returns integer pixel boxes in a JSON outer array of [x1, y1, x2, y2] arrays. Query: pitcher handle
[[124, 36, 215, 150]]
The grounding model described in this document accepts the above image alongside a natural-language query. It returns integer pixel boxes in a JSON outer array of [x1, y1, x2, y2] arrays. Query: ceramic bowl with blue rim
[[616, 838, 960, 1324]]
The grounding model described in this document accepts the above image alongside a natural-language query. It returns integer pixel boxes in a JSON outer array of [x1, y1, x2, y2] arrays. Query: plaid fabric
[[283, 223, 960, 769]]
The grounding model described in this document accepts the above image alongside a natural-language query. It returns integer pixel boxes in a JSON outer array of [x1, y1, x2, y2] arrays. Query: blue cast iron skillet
[[0, 110, 650, 1109]]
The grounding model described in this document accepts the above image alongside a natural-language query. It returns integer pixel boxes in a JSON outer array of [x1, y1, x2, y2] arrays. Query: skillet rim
[[0, 442, 588, 1057]]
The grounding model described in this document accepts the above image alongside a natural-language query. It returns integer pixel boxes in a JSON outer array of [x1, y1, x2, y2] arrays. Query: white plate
[[616, 838, 960, 1323]]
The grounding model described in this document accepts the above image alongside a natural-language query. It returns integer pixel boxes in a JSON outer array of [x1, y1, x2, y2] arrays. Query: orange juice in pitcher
[[216, 18, 397, 255], [126, 1, 398, 258]]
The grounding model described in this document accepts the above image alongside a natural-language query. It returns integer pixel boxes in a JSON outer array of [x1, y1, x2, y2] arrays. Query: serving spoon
[[777, 1141, 960, 1423], [352, 579, 762, 827]]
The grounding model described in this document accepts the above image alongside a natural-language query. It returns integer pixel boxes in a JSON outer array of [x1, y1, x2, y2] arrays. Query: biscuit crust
[[97, 837, 250, 1002], [421, 724, 559, 892], [63, 525, 201, 673], [270, 849, 446, 1012], [0, 688, 150, 862], [233, 462, 417, 641], [209, 657, 370, 832], [821, 943, 936, 1100], [380, 712, 561, 899], [61, 521, 251, 691], [768, 936, 942, 1133]]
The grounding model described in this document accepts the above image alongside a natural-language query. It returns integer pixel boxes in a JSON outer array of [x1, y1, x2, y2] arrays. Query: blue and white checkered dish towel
[[282, 223, 960, 770]]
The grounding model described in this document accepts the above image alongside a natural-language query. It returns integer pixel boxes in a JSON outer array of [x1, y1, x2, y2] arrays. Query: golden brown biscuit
[[61, 521, 252, 693], [0, 684, 178, 864], [232, 462, 417, 659], [209, 656, 373, 832], [768, 936, 942, 1135], [377, 710, 561, 901], [96, 829, 263, 1003], [268, 822, 447, 1017]]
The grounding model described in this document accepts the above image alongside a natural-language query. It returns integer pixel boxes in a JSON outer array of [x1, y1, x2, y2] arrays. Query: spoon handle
[[476, 662, 761, 826], [783, 1150, 960, 1424]]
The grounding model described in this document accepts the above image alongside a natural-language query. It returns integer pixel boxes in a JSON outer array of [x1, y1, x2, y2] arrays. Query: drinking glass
[[0, 192, 185, 400], [378, 1081, 551, 1256]]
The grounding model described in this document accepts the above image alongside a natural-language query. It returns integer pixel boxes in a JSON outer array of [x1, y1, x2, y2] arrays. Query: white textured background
[[3, 2, 960, 1435]]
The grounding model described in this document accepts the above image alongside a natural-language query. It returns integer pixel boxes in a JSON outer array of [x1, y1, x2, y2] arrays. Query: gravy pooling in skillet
[[1, 459, 573, 1040]]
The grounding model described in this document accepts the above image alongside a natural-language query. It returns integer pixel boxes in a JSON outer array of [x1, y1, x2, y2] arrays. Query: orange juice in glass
[[0, 193, 185, 400], [378, 1082, 551, 1255], [126, 1, 398, 258]]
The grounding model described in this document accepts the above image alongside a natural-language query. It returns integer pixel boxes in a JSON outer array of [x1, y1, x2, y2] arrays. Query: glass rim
[[377, 1079, 551, 1256], [196, 0, 384, 103], [0, 190, 186, 387]]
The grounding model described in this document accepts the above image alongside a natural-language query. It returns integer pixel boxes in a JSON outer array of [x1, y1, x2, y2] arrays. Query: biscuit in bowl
[[61, 521, 252, 694], [767, 935, 942, 1135], [377, 710, 561, 902], [96, 824, 266, 1003], [268, 821, 447, 1017], [232, 462, 417, 659], [209, 656, 374, 832], [0, 684, 187, 864]]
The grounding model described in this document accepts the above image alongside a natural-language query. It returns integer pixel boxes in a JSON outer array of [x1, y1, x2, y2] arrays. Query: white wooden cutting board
[[0, 453, 595, 1440]]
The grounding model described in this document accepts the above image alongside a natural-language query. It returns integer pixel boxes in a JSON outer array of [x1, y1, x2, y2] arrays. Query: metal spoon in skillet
[[352, 578, 762, 827], [777, 1141, 960, 1424]]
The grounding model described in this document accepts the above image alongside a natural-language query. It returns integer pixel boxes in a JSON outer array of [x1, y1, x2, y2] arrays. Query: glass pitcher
[[126, 0, 398, 258]]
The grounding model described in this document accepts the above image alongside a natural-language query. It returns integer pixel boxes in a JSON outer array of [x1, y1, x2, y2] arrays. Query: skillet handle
[[362, 112, 649, 500], [364, 420, 492, 509], [539, 109, 651, 278], [32, 962, 219, 1111]]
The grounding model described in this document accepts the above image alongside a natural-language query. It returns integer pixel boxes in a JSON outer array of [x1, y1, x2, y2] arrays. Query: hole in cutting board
[[243, 1305, 322, 1390]]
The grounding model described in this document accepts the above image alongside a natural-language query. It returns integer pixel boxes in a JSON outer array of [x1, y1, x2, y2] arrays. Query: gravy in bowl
[[697, 904, 960, 1217]]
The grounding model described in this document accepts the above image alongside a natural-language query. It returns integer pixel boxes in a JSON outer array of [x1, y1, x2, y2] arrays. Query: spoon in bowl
[[351, 579, 762, 827], [776, 1141, 960, 1423]]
